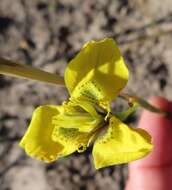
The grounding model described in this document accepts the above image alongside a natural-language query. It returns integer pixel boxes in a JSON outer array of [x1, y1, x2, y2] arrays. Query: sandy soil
[[0, 0, 172, 190]]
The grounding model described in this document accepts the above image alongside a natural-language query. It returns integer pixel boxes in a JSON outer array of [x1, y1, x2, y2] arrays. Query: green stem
[[0, 57, 65, 86], [119, 93, 169, 117], [114, 104, 138, 121]]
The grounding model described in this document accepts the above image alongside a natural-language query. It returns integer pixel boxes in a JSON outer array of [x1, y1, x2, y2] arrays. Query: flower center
[[52, 101, 105, 133]]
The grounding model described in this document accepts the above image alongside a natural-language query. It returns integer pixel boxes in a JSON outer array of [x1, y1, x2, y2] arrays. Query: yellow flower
[[19, 38, 153, 169]]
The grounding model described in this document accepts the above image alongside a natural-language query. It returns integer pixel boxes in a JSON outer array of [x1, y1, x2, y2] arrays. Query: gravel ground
[[0, 0, 172, 190]]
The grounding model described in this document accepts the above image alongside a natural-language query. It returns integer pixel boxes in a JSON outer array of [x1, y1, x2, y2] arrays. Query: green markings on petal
[[71, 79, 105, 104], [51, 127, 92, 155]]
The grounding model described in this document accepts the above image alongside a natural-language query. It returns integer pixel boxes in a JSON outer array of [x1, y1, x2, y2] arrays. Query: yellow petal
[[65, 38, 129, 104], [52, 126, 93, 155], [93, 116, 153, 169], [52, 100, 103, 132], [19, 105, 63, 162], [69, 98, 100, 118]]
